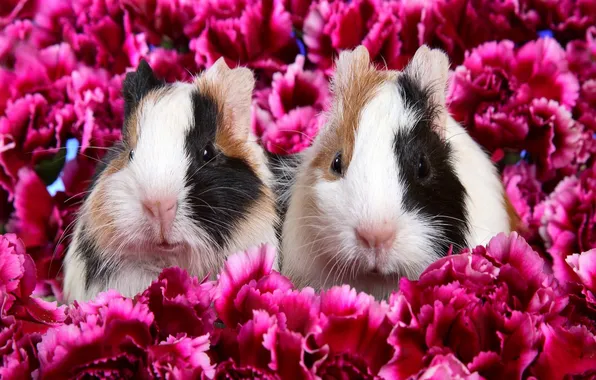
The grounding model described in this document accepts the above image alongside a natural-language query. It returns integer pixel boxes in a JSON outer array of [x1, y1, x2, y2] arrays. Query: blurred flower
[[567, 27, 596, 82], [252, 55, 329, 154], [138, 267, 216, 341], [282, 0, 312, 30], [0, 315, 42, 379], [188, 0, 297, 74], [303, 0, 401, 72]]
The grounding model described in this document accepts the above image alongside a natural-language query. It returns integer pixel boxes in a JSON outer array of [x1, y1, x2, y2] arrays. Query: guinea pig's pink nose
[[355, 223, 396, 250], [143, 198, 178, 234]]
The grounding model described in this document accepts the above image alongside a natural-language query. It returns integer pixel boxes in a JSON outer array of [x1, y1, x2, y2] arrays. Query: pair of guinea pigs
[[62, 45, 519, 303]]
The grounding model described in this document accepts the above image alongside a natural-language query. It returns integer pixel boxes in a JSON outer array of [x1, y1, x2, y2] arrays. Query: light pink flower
[[252, 55, 330, 154], [415, 354, 482, 380], [147, 334, 215, 379]]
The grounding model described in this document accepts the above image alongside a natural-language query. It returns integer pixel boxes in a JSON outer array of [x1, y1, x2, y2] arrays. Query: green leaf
[[34, 149, 67, 186]]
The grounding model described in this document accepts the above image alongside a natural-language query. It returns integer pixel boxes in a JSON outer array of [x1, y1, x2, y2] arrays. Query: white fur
[[63, 83, 278, 302], [281, 83, 510, 300]]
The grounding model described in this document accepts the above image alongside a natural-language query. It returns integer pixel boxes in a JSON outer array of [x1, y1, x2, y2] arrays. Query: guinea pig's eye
[[129, 150, 134, 161], [330, 152, 343, 175], [202, 143, 216, 162], [417, 153, 430, 179]]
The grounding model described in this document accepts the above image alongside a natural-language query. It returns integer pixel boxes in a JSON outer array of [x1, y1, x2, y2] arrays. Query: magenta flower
[[414, 354, 482, 380], [282, 0, 312, 30], [0, 315, 41, 379], [138, 267, 216, 340], [567, 27, 596, 82], [502, 162, 545, 242], [448, 38, 581, 172], [215, 244, 293, 328], [147, 334, 215, 379], [528, 0, 596, 44], [120, 0, 196, 47], [0, 233, 66, 329], [391, 232, 568, 378], [308, 285, 395, 377], [143, 47, 198, 83], [535, 164, 596, 271], [303, 0, 402, 72], [512, 38, 580, 111], [524, 98, 583, 180], [188, 0, 297, 74], [36, 295, 156, 378], [252, 55, 330, 154]]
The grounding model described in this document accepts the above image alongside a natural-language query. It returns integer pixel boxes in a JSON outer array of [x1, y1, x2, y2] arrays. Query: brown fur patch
[[85, 182, 116, 247], [194, 76, 259, 173], [504, 193, 522, 232], [310, 49, 391, 181]]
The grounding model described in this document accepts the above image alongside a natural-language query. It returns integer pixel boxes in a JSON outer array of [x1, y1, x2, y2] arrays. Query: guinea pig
[[279, 45, 520, 300], [62, 58, 279, 303]]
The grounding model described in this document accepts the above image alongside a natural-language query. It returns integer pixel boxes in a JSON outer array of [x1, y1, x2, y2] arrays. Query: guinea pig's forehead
[[140, 83, 196, 131]]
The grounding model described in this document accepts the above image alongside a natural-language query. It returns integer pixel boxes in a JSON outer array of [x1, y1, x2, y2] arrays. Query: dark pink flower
[[143, 47, 198, 83], [512, 38, 579, 111], [36, 295, 156, 378], [393, 233, 568, 378], [535, 163, 596, 272], [502, 162, 545, 242], [566, 249, 596, 297], [138, 267, 216, 340], [147, 334, 215, 379], [567, 26, 596, 82], [0, 315, 42, 379], [0, 233, 66, 328], [120, 0, 196, 47], [215, 244, 293, 328], [303, 0, 401, 72], [282, 0, 312, 29], [448, 38, 580, 160], [525, 0, 596, 44], [252, 55, 330, 154], [307, 285, 394, 377], [523, 98, 583, 180], [188, 0, 298, 74], [414, 354, 482, 380], [532, 323, 596, 379]]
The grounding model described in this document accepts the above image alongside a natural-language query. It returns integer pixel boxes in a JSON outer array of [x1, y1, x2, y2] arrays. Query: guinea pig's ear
[[332, 45, 371, 94], [404, 45, 450, 138], [122, 59, 163, 120], [203, 57, 255, 137]]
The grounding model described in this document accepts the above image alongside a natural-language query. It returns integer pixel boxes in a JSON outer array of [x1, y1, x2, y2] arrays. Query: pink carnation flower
[[188, 0, 297, 74], [120, 0, 196, 47], [387, 233, 568, 378], [303, 0, 402, 72], [36, 295, 157, 378], [0, 233, 66, 329], [527, 0, 596, 44], [0, 315, 41, 379], [148, 334, 215, 379], [414, 354, 482, 380], [567, 27, 596, 82], [282, 0, 312, 30], [138, 267, 216, 341], [523, 98, 583, 181], [535, 164, 596, 272], [215, 244, 293, 328], [252, 55, 330, 154]]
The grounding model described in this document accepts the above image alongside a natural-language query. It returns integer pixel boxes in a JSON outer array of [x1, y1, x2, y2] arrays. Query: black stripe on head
[[184, 89, 265, 249], [394, 73, 469, 256], [78, 224, 113, 291]]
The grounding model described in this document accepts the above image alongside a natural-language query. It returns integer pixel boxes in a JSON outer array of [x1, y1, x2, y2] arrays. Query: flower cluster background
[[1, 0, 595, 378]]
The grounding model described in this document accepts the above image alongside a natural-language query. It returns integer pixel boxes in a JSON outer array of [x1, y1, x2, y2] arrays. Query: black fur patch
[[184, 89, 265, 248], [394, 73, 469, 255], [78, 224, 113, 291], [121, 59, 165, 140]]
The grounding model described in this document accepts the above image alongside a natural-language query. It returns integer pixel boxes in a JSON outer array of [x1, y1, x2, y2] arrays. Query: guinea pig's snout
[[355, 222, 397, 251], [142, 197, 178, 236]]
